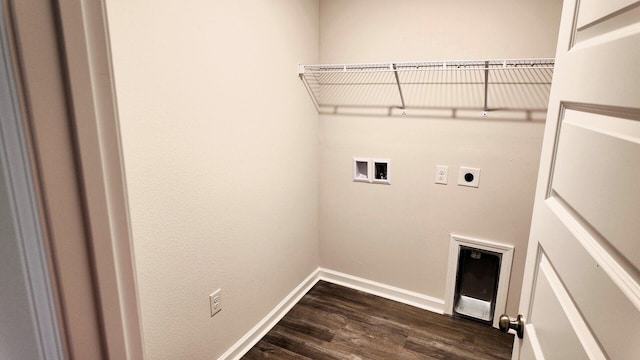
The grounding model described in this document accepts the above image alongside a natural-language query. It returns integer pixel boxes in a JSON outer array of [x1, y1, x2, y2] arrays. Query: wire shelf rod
[[298, 58, 555, 116], [301, 58, 555, 75]]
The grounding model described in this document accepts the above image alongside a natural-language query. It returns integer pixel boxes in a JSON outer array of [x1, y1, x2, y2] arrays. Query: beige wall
[[320, 0, 562, 63], [107, 0, 562, 357], [318, 0, 562, 315], [105, 1, 320, 359]]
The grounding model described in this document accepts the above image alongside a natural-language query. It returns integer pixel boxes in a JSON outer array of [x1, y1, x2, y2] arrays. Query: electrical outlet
[[210, 289, 222, 317], [458, 167, 480, 188], [435, 165, 448, 185]]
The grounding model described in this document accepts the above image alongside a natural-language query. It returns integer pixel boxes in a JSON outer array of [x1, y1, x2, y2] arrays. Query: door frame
[[0, 2, 63, 358], [4, 0, 144, 358]]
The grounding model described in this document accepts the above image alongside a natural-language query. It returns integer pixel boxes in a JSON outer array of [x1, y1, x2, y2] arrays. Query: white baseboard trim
[[218, 270, 321, 360], [219, 267, 445, 359], [317, 268, 445, 315]]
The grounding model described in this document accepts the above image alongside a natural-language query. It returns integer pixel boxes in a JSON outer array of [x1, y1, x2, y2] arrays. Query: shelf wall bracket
[[483, 60, 489, 116], [392, 63, 407, 114], [298, 64, 320, 112]]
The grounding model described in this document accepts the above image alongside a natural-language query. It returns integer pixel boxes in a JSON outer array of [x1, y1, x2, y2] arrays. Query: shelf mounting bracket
[[392, 63, 406, 114], [483, 60, 489, 116]]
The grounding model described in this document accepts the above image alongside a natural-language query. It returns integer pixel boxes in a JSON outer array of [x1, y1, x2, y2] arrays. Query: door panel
[[515, 0, 640, 359], [575, 4, 640, 43], [531, 202, 639, 359], [561, 31, 640, 108], [552, 109, 640, 268], [577, 0, 640, 29], [559, 8, 640, 108], [529, 254, 590, 360], [519, 326, 544, 360]]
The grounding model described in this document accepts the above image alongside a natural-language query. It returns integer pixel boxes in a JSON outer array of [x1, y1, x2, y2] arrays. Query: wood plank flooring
[[242, 281, 513, 359]]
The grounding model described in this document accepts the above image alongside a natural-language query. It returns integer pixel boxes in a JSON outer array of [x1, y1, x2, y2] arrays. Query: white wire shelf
[[298, 58, 555, 117]]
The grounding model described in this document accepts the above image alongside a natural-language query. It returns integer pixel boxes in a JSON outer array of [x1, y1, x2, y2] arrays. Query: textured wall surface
[[318, 0, 562, 315], [107, 0, 563, 357], [106, 1, 320, 358]]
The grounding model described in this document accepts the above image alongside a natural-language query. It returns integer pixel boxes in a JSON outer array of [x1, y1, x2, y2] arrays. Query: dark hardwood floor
[[242, 281, 513, 359]]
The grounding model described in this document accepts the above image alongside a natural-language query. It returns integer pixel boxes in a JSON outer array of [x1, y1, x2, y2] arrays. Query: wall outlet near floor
[[210, 289, 222, 317], [435, 165, 448, 185]]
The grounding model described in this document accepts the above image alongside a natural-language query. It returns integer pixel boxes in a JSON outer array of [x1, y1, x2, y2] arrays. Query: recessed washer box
[[372, 159, 390, 185], [458, 166, 480, 188], [352, 158, 391, 184], [353, 158, 371, 182]]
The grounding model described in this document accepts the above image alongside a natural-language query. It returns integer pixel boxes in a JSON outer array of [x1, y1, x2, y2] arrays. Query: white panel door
[[510, 0, 640, 359]]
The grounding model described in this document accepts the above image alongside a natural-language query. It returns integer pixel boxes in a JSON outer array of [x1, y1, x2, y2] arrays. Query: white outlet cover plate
[[210, 289, 222, 317], [435, 165, 448, 185], [458, 167, 480, 188]]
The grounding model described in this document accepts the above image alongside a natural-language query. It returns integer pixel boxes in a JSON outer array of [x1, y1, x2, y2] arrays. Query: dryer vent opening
[[453, 247, 501, 323], [445, 234, 514, 328]]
